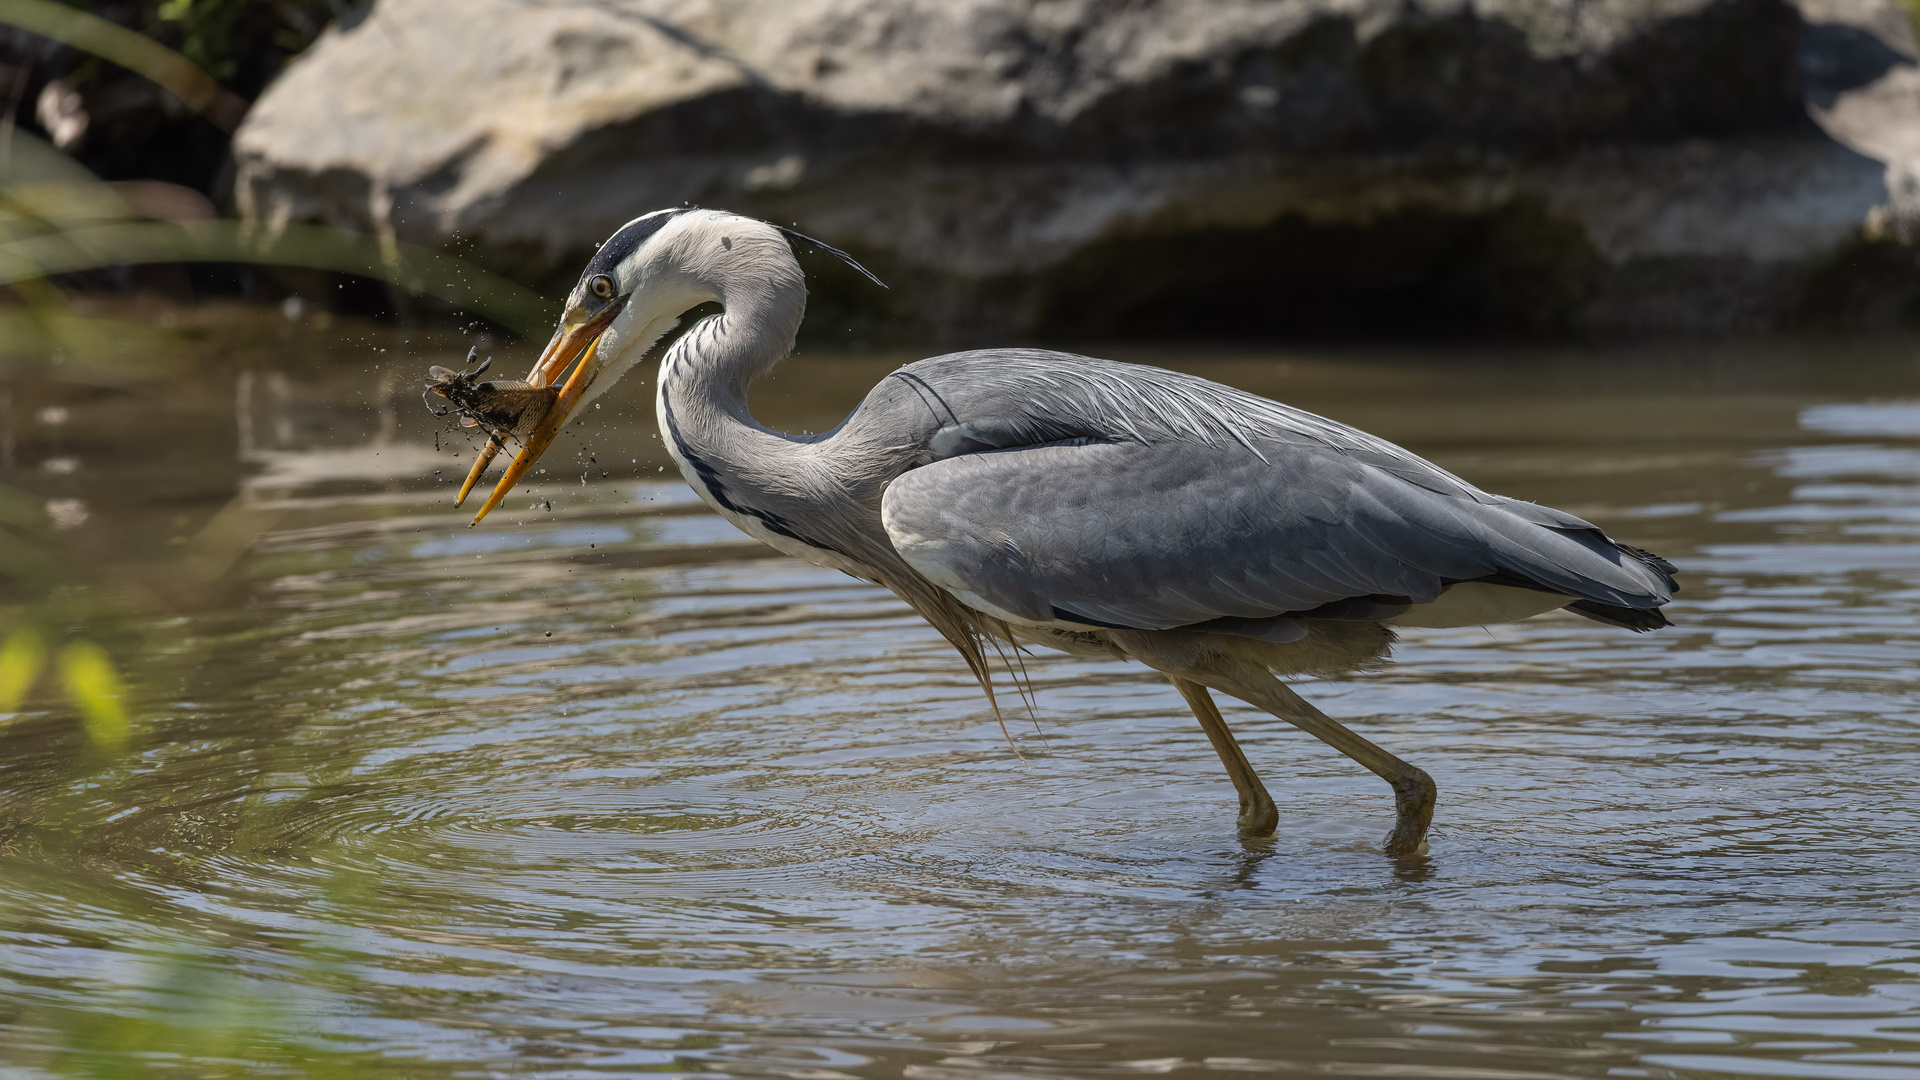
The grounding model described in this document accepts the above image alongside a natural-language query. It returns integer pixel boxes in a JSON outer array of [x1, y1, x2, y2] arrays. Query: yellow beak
[[458, 301, 623, 526]]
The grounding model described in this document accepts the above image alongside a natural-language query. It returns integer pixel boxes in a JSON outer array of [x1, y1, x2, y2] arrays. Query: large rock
[[234, 0, 1920, 339]]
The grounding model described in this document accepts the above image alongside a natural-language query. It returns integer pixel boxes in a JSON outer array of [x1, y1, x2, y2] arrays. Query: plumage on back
[[869, 350, 1675, 643]]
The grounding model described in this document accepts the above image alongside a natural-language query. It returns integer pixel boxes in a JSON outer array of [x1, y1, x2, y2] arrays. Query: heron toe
[[1236, 791, 1280, 837], [1383, 768, 1437, 856]]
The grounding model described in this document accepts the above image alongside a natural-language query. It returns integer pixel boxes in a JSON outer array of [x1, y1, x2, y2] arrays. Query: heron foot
[[1236, 789, 1279, 838], [1382, 767, 1436, 857], [1170, 677, 1281, 840]]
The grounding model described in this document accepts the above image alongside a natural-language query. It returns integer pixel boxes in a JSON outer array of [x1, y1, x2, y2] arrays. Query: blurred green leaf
[[0, 219, 556, 334], [0, 305, 189, 378], [0, 627, 46, 712], [1, 180, 133, 234], [2, 119, 552, 348], [0, 127, 110, 188], [57, 639, 129, 748]]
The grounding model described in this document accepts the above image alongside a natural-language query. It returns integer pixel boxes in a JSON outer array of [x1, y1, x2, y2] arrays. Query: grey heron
[[446, 207, 1677, 856]]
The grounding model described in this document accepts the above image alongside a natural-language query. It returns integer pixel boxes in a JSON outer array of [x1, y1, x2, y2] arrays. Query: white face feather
[[575, 213, 756, 408]]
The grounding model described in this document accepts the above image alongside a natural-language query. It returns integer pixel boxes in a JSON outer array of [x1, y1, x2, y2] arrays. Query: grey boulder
[[233, 0, 1920, 338]]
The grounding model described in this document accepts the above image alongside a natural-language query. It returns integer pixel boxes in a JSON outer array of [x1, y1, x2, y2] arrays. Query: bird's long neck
[[651, 232, 915, 583], [655, 249, 823, 535], [657, 252, 804, 432], [649, 232, 993, 657]]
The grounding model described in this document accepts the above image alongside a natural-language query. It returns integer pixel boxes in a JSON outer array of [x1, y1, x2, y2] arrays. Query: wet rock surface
[[233, 0, 1920, 339]]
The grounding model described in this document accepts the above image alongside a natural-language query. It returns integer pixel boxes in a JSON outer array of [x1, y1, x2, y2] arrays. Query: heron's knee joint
[[1391, 768, 1436, 805]]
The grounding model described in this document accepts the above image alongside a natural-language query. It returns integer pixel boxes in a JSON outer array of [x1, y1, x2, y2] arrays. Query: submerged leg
[[1170, 677, 1279, 837], [1243, 677, 1435, 856]]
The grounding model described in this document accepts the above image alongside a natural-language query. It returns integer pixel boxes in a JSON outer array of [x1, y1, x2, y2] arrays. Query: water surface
[[2, 322, 1918, 1078]]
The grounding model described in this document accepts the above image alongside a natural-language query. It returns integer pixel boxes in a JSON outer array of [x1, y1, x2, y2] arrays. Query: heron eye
[[589, 275, 614, 300]]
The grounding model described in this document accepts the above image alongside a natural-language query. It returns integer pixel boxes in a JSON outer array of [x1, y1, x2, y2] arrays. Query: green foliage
[[0, 2, 553, 336], [0, 124, 551, 357], [18, 934, 459, 1078], [149, 0, 339, 86], [0, 493, 136, 749], [0, 217, 557, 335], [56, 639, 128, 748], [0, 626, 45, 711], [30, 0, 342, 95], [0, 0, 246, 125]]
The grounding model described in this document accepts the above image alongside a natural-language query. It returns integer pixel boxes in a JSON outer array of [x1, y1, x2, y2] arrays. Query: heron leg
[[1242, 678, 1435, 857], [1170, 677, 1279, 837]]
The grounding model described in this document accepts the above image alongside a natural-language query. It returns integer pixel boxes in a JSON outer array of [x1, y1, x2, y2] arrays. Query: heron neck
[[657, 269, 810, 468]]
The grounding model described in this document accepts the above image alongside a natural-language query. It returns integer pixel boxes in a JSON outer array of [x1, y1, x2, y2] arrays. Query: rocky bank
[[233, 0, 1920, 340]]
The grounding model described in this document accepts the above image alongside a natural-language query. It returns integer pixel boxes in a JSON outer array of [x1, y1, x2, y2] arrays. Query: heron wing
[[879, 435, 1674, 633]]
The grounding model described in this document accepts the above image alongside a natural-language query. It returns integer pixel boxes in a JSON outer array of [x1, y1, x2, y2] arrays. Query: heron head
[[461, 207, 718, 523], [458, 208, 877, 524]]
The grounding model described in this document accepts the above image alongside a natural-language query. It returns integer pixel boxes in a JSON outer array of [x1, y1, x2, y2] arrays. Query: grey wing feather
[[905, 350, 1498, 498], [881, 435, 1674, 633]]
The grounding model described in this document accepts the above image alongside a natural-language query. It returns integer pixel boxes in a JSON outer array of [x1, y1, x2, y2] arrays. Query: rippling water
[[2, 327, 1919, 1078]]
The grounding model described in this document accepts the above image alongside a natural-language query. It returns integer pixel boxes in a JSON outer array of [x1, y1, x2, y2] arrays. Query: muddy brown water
[[1, 320, 1918, 1078]]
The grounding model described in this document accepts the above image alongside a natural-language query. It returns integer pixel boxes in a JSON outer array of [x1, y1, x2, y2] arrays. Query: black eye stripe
[[581, 208, 691, 286]]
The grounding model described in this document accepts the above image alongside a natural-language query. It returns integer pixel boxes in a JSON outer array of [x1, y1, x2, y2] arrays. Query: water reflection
[[1, 329, 1918, 1078]]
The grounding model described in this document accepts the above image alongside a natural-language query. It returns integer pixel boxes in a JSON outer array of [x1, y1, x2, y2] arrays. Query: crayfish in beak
[[423, 347, 560, 444]]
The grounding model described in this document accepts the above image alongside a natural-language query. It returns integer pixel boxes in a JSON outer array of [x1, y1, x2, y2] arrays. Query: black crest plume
[[776, 225, 888, 290]]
